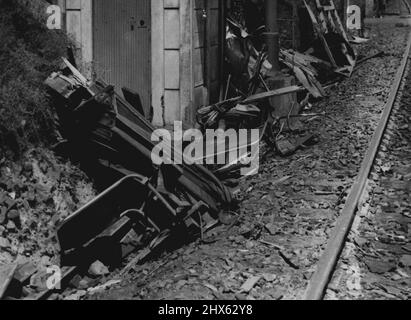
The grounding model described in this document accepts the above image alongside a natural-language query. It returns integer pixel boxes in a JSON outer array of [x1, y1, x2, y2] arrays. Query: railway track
[[87, 18, 410, 300], [402, 0, 411, 15], [44, 17, 411, 303], [303, 27, 411, 300], [3, 10, 408, 302]]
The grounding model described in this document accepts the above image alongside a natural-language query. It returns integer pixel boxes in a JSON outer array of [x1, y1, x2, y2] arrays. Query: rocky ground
[[0, 0, 100, 298], [326, 45, 411, 301], [0, 149, 95, 294], [82, 18, 410, 300]]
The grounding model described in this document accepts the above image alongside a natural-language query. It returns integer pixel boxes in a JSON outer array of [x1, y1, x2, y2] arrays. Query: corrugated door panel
[[93, 0, 151, 117]]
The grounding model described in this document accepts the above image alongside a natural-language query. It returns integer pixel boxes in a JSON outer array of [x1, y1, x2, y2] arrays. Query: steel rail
[[402, 0, 411, 15], [303, 30, 411, 300]]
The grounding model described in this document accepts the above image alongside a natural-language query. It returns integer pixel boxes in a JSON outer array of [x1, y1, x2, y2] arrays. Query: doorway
[[93, 0, 151, 117]]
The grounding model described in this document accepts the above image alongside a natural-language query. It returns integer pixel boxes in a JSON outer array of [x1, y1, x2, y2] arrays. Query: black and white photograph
[[0, 0, 410, 306]]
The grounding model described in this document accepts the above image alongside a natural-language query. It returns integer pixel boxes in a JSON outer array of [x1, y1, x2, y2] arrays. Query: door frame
[[150, 0, 225, 127]]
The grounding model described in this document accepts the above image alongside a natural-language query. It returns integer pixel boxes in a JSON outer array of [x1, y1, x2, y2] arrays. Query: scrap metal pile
[[196, 0, 357, 170]]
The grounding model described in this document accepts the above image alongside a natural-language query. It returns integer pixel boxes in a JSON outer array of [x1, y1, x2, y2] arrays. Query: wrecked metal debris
[[197, 10, 354, 174], [197, 86, 303, 129], [46, 58, 232, 211], [0, 58, 237, 300], [279, 49, 330, 98]]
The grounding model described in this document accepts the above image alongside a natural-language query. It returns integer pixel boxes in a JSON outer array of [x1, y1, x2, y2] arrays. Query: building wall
[[152, 0, 223, 127], [151, 0, 194, 127], [63, 0, 215, 127], [63, 0, 93, 77]]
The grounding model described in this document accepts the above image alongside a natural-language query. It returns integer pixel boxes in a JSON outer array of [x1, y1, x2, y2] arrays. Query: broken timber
[[303, 0, 357, 77], [35, 58, 235, 299]]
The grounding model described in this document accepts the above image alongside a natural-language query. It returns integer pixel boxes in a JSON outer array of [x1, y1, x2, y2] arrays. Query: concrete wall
[[151, 0, 194, 127], [153, 0, 224, 127]]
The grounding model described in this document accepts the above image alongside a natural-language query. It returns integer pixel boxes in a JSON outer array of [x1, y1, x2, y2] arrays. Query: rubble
[[240, 275, 261, 293], [0, 148, 96, 299], [279, 49, 329, 98], [0, 58, 237, 299], [88, 261, 110, 277], [0, 237, 10, 249], [399, 255, 411, 268], [89, 17, 407, 301], [196, 1, 358, 174]]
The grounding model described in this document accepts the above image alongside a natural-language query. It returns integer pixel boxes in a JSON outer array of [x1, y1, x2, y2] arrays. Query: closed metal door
[[93, 0, 151, 117]]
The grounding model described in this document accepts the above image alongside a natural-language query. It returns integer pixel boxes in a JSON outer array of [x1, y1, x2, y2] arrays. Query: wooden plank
[[165, 50, 180, 89], [243, 86, 304, 104], [193, 0, 208, 110], [151, 0, 165, 126], [180, 0, 194, 123]]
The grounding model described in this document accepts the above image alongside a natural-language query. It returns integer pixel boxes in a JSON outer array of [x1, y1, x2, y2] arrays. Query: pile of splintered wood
[[41, 59, 235, 295]]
